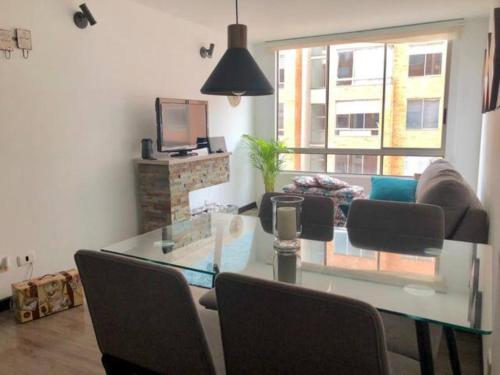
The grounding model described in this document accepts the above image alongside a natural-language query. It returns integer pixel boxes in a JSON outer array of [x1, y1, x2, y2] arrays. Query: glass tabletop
[[102, 213, 494, 335]]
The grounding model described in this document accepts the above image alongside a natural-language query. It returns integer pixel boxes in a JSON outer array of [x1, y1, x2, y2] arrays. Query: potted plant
[[243, 134, 289, 193]]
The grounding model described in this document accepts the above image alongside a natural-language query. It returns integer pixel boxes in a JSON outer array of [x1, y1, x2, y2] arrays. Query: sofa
[[359, 160, 489, 244]]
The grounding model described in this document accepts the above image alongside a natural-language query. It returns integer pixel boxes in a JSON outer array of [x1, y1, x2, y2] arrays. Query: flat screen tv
[[155, 98, 208, 156]]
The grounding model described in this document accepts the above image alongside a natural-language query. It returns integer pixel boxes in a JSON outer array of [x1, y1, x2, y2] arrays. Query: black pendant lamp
[[201, 0, 274, 96]]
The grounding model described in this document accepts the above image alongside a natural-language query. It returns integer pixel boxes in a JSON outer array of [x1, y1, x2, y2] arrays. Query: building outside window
[[278, 53, 286, 88], [408, 43, 443, 77], [311, 47, 327, 89], [334, 155, 378, 174], [337, 50, 353, 85], [277, 103, 285, 137], [310, 104, 326, 145], [277, 38, 448, 176], [406, 99, 440, 129]]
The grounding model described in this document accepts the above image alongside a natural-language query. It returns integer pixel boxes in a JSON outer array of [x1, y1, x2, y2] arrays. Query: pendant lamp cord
[[235, 0, 239, 24]]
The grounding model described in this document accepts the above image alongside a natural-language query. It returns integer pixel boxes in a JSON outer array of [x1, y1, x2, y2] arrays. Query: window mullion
[[324, 45, 331, 173], [380, 43, 388, 174]]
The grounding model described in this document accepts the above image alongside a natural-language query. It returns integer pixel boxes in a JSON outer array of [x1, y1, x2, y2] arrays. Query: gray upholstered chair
[[259, 192, 335, 241], [215, 272, 420, 375], [75, 250, 224, 375], [346, 199, 444, 363], [258, 191, 334, 226], [346, 199, 445, 252], [199, 192, 335, 311]]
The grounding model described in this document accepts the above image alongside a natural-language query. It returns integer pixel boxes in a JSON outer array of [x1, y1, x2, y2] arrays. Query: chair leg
[[415, 321, 435, 375], [444, 327, 462, 375]]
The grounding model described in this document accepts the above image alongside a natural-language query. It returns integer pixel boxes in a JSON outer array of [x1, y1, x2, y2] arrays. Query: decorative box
[[11, 269, 84, 323]]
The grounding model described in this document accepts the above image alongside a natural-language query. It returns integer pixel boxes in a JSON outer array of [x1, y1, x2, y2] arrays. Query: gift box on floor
[[11, 269, 84, 323]]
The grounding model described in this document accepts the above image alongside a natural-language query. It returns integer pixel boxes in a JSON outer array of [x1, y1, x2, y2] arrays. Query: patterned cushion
[[315, 174, 349, 190], [282, 184, 366, 227], [292, 175, 318, 187]]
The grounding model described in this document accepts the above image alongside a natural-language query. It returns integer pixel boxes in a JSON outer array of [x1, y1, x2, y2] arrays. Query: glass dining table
[[102, 213, 494, 375]]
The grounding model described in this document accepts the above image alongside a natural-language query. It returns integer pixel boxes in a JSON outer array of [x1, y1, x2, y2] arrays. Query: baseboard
[[238, 202, 257, 214], [0, 297, 11, 312]]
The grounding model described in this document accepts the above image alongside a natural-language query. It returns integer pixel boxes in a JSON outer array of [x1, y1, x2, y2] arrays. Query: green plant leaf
[[242, 134, 290, 192]]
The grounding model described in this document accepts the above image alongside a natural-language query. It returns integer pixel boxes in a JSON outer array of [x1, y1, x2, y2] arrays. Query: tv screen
[[156, 98, 208, 152]]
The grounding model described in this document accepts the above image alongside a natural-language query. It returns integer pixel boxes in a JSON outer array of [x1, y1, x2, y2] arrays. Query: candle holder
[[271, 195, 304, 250], [273, 249, 302, 284]]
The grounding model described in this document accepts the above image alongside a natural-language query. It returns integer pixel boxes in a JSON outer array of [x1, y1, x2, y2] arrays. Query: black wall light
[[73, 3, 97, 29], [200, 43, 215, 58], [200, 0, 273, 96]]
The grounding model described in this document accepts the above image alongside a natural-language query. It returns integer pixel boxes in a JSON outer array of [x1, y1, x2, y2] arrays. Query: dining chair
[[199, 192, 334, 311], [74, 250, 224, 375], [215, 272, 420, 375], [346, 199, 444, 363], [258, 191, 334, 225], [259, 192, 335, 241]]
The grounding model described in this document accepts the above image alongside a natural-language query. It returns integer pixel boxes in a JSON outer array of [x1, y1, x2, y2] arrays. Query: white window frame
[[275, 40, 451, 176]]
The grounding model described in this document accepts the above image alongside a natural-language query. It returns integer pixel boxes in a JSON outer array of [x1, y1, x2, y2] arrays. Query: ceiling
[[133, 0, 490, 43]]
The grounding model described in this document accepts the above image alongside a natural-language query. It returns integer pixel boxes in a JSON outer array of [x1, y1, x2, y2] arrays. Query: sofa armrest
[[451, 207, 489, 244]]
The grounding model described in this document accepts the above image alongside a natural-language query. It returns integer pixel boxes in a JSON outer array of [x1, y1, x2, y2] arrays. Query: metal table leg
[[444, 327, 462, 375], [415, 321, 435, 375]]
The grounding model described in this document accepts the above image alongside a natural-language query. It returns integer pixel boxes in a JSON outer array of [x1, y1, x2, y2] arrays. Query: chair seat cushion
[[381, 312, 442, 361], [199, 289, 218, 310], [198, 309, 225, 375], [388, 351, 421, 375]]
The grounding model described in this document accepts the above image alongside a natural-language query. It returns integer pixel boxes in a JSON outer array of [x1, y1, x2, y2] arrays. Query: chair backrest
[[346, 199, 444, 252], [215, 272, 390, 375], [259, 192, 334, 226], [75, 250, 216, 375], [259, 192, 335, 241]]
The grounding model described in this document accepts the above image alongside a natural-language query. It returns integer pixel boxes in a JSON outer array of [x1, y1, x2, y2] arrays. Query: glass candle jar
[[271, 195, 304, 250]]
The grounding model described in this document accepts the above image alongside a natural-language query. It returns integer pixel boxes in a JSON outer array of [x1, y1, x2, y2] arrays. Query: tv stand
[[170, 150, 198, 158], [136, 153, 231, 232]]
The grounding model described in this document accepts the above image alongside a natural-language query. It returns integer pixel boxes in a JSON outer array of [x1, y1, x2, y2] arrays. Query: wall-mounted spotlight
[[200, 43, 215, 58], [73, 3, 97, 29]]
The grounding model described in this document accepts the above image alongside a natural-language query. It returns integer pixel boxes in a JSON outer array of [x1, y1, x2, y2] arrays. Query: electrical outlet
[[16, 252, 35, 267]]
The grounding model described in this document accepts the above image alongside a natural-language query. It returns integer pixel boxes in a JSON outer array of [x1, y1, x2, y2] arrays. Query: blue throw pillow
[[369, 176, 417, 202]]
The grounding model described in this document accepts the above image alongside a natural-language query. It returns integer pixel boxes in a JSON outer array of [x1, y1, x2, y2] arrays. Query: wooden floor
[[0, 287, 482, 375]]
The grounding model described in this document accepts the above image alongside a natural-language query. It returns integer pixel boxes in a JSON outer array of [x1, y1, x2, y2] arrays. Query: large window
[[277, 39, 448, 176]]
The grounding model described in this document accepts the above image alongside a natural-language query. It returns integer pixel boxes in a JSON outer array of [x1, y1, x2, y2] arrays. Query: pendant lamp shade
[[201, 24, 274, 96]]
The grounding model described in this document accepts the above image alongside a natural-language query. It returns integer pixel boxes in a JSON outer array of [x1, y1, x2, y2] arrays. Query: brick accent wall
[[137, 154, 230, 232]]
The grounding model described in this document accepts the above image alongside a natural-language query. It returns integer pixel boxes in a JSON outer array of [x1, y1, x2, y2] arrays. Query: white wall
[[446, 17, 489, 186], [252, 18, 488, 197], [0, 0, 254, 299], [477, 7, 500, 373], [478, 110, 500, 374]]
